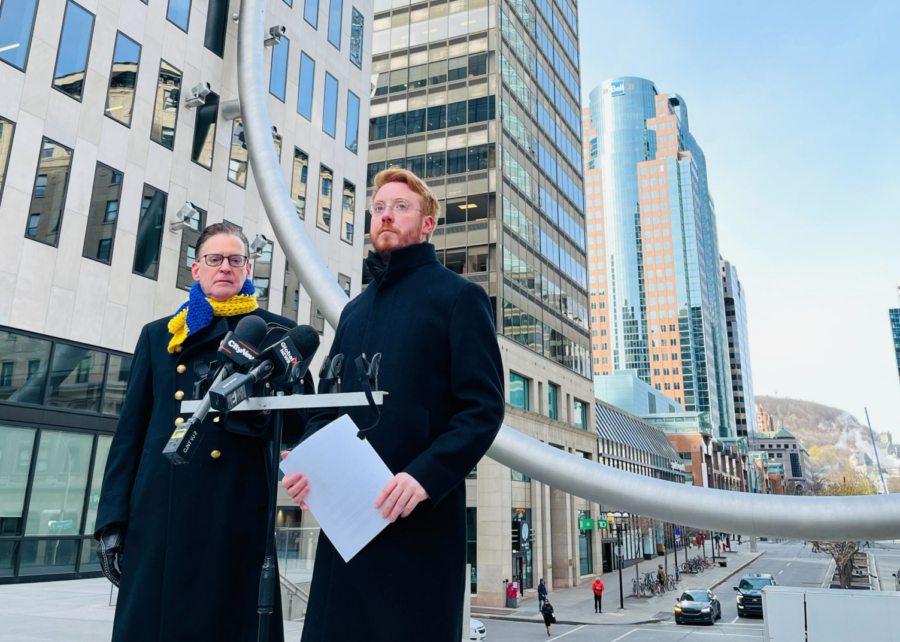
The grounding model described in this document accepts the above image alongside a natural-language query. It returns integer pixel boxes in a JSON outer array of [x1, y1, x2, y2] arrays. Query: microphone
[[318, 353, 344, 393], [209, 325, 320, 412], [163, 315, 268, 464]]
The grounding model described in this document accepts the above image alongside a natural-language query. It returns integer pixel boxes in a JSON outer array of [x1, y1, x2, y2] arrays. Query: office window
[[106, 32, 141, 126], [305, 0, 319, 28], [427, 105, 446, 131], [447, 100, 467, 127], [341, 180, 354, 244], [548, 383, 559, 420], [447, 148, 466, 175], [448, 56, 466, 81], [167, 0, 191, 32], [328, 0, 343, 48], [291, 148, 309, 219], [467, 245, 488, 273], [253, 240, 273, 310], [369, 116, 387, 141], [204, 0, 230, 57], [269, 36, 289, 102], [53, 1, 95, 101], [429, 60, 447, 85], [509, 372, 529, 411], [467, 144, 494, 172], [323, 73, 338, 137], [349, 8, 364, 67], [297, 52, 315, 120], [346, 91, 360, 153], [0, 117, 15, 201], [175, 205, 205, 290], [366, 161, 384, 187], [405, 155, 424, 178], [426, 152, 445, 178], [310, 304, 325, 333], [317, 165, 333, 232], [468, 53, 488, 77], [82, 164, 123, 264], [409, 65, 427, 89], [26, 139, 73, 247], [191, 90, 219, 169], [25, 429, 94, 537], [0, 0, 39, 71], [228, 119, 248, 187], [338, 273, 351, 297], [0, 331, 52, 405], [406, 108, 425, 135], [573, 399, 587, 430], [150, 61, 181, 149], [468, 96, 495, 123], [46, 345, 107, 413], [133, 185, 168, 279]]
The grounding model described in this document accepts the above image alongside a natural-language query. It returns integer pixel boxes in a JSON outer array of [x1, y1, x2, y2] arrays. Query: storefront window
[[0, 331, 52, 405], [18, 539, 80, 576], [47, 345, 107, 413], [0, 425, 37, 539], [83, 435, 113, 536], [25, 430, 93, 536], [578, 509, 593, 576], [512, 508, 533, 589], [466, 507, 477, 594]]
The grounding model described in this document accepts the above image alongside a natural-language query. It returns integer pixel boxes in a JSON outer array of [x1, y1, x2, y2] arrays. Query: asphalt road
[[480, 540, 832, 642]]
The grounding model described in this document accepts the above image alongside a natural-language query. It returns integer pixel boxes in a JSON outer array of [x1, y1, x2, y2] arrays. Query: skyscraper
[[586, 78, 735, 437], [890, 283, 900, 386], [366, 0, 599, 606], [722, 259, 757, 446]]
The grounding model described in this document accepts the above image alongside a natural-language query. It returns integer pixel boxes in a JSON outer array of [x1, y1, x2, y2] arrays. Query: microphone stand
[[257, 386, 289, 642]]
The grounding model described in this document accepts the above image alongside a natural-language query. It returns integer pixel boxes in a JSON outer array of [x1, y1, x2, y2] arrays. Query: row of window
[[502, 299, 590, 379], [368, 96, 496, 140], [508, 370, 586, 429], [373, 52, 491, 95], [366, 143, 496, 186]]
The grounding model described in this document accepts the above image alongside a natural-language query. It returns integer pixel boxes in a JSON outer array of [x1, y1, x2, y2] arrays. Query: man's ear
[[422, 215, 435, 238], [191, 263, 201, 281]]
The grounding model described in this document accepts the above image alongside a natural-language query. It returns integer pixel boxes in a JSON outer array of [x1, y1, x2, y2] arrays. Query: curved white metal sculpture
[[236, 0, 900, 541]]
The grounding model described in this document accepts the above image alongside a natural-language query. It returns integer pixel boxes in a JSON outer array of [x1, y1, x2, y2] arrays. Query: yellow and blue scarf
[[167, 280, 258, 353]]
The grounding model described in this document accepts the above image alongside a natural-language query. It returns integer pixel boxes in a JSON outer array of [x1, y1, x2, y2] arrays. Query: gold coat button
[[174, 417, 185, 426], [177, 364, 186, 374], [213, 416, 220, 423], [174, 345, 183, 352], [174, 390, 185, 401], [210, 450, 221, 460]]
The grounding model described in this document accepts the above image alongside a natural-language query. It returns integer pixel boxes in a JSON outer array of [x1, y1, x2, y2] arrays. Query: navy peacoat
[[95, 307, 312, 642], [298, 242, 505, 641]]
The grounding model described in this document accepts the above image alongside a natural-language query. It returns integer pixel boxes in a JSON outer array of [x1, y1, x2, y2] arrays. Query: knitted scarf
[[167, 280, 258, 353]]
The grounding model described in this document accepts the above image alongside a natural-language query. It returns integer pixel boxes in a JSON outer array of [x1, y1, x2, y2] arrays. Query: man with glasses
[[94, 222, 310, 642], [281, 168, 505, 641]]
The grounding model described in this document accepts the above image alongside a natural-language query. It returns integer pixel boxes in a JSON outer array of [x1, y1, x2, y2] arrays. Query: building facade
[[756, 428, 812, 493], [366, 0, 597, 606], [722, 259, 756, 446], [584, 78, 735, 438], [0, 0, 374, 583]]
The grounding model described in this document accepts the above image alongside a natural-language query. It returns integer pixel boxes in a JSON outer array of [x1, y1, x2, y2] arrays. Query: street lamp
[[611, 512, 629, 609]]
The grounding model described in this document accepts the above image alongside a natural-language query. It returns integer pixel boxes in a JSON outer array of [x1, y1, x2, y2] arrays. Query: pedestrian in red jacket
[[591, 578, 605, 613]]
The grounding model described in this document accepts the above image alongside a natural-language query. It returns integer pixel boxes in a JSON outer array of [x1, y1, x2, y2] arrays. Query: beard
[[372, 221, 424, 262]]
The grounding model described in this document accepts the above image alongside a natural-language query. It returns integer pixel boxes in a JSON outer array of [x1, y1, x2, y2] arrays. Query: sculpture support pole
[[235, 0, 900, 542]]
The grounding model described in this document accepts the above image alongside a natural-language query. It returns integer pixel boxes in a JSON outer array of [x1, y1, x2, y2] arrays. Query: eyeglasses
[[201, 254, 249, 268], [372, 200, 420, 216]]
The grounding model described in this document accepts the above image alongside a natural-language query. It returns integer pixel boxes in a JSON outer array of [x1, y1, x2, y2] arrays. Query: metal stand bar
[[257, 408, 283, 642], [180, 391, 386, 414]]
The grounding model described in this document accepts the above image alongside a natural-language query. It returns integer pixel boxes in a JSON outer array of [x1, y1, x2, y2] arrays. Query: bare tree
[[811, 474, 874, 589]]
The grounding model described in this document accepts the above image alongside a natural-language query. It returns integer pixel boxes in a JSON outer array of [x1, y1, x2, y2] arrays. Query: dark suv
[[734, 573, 776, 618]]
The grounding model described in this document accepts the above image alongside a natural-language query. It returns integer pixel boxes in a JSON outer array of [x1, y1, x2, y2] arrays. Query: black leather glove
[[97, 526, 125, 587]]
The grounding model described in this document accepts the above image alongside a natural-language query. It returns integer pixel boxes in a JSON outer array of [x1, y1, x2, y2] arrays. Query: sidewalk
[[474, 546, 764, 626], [0, 578, 304, 642]]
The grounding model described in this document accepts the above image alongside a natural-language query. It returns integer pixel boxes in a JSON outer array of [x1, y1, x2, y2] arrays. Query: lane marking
[[604, 612, 624, 616], [638, 627, 761, 637], [549, 624, 587, 641], [786, 563, 791, 567], [778, 570, 783, 574], [730, 616, 739, 624], [609, 630, 639, 642]]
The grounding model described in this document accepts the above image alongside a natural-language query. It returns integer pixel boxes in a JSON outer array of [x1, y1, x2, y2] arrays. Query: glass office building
[[890, 304, 900, 387], [722, 260, 757, 446], [586, 78, 735, 437], [0, 0, 373, 582]]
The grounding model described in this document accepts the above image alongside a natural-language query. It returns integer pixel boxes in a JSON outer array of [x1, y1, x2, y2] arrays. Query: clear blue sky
[[580, 0, 900, 439]]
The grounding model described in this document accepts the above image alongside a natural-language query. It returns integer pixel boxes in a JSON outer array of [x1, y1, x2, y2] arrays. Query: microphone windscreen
[[287, 324, 321, 359], [234, 315, 268, 348]]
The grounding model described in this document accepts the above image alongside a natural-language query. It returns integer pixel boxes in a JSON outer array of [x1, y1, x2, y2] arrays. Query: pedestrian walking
[[537, 578, 548, 613], [591, 577, 605, 613], [656, 565, 665, 593], [737, 534, 742, 545], [541, 599, 555, 636]]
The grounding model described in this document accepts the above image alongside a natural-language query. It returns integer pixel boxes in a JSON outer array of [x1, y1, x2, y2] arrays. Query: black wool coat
[[299, 242, 505, 642], [95, 307, 312, 642]]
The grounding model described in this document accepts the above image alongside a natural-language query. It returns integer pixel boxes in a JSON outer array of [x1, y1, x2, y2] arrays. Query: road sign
[[49, 520, 73, 531], [578, 518, 594, 530], [615, 545, 623, 557], [597, 519, 609, 530]]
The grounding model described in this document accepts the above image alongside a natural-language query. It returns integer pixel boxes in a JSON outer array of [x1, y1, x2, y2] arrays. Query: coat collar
[[365, 242, 438, 284]]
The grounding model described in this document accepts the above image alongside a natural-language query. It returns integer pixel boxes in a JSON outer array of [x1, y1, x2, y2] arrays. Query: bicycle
[[665, 574, 677, 591]]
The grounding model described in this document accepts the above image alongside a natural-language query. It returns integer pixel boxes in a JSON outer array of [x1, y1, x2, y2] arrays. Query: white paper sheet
[[279, 415, 394, 562]]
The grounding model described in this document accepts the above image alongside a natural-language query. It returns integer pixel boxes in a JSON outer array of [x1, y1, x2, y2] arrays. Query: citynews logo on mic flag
[[218, 331, 259, 367]]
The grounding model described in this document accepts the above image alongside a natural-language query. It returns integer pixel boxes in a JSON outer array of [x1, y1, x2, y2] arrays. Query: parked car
[[734, 573, 777, 618], [469, 617, 486, 641], [674, 589, 722, 625], [892, 569, 900, 591]]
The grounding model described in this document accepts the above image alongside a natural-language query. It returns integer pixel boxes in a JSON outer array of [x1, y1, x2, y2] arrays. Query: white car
[[469, 618, 486, 641]]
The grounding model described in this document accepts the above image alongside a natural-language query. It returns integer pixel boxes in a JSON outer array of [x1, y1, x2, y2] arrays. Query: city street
[[479, 540, 834, 641]]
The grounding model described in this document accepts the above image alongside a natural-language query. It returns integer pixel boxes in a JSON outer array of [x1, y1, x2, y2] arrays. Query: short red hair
[[373, 168, 440, 241]]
